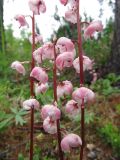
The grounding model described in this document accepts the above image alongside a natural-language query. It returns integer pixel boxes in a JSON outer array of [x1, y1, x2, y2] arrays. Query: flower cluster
[[10, 0, 103, 157]]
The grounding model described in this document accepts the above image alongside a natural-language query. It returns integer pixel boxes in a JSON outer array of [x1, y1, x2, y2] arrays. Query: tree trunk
[[110, 0, 120, 73], [101, 0, 120, 76], [0, 0, 5, 53]]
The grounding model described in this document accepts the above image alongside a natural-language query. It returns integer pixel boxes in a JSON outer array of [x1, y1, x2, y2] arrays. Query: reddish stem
[[29, 13, 35, 160], [76, 0, 84, 85], [53, 41, 57, 102], [76, 0, 85, 160], [30, 107, 34, 160], [53, 41, 64, 160], [80, 100, 85, 160], [30, 13, 35, 97]]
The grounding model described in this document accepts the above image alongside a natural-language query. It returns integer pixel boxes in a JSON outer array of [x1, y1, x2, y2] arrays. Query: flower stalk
[[30, 13, 35, 160], [53, 40, 64, 160], [30, 106, 34, 160], [30, 13, 35, 97], [76, 0, 85, 160]]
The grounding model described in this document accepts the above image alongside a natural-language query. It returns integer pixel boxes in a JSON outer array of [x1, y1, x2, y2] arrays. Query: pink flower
[[59, 0, 77, 6], [73, 56, 93, 73], [69, 0, 77, 6], [65, 5, 77, 24], [23, 99, 40, 110], [56, 37, 75, 54], [14, 14, 29, 28], [84, 20, 103, 39], [11, 61, 26, 75], [56, 52, 75, 70], [33, 42, 54, 63], [72, 87, 95, 104], [29, 33, 43, 44], [59, 0, 68, 5], [33, 47, 43, 64], [41, 104, 61, 121], [35, 83, 48, 95], [28, 0, 46, 15], [61, 133, 82, 152], [43, 117, 57, 134], [42, 42, 54, 60], [30, 67, 48, 83], [65, 100, 80, 116], [57, 80, 73, 99]]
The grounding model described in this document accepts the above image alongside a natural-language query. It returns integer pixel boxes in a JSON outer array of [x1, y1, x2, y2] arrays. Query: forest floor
[[0, 93, 120, 160]]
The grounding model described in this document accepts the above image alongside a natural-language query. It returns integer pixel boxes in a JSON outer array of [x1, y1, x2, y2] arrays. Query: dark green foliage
[[91, 73, 120, 96], [1, 25, 31, 80], [0, 108, 27, 131], [0, 25, 32, 131], [99, 123, 120, 156]]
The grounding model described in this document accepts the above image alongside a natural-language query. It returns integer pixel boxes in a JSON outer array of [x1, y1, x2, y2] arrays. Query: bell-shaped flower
[[61, 133, 82, 152], [28, 0, 46, 15], [29, 33, 43, 44], [73, 56, 93, 73], [30, 67, 48, 83], [57, 80, 73, 99], [33, 42, 54, 63], [33, 47, 43, 64], [42, 42, 54, 60], [56, 52, 75, 70], [72, 87, 95, 104], [65, 100, 80, 116], [11, 61, 26, 75], [41, 104, 61, 121], [65, 5, 77, 24], [43, 117, 57, 134], [84, 20, 103, 39], [56, 37, 75, 54], [14, 14, 29, 28], [35, 83, 48, 95], [23, 98, 40, 110]]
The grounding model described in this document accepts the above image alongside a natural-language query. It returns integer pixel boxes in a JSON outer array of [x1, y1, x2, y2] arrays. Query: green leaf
[[10, 107, 18, 114], [73, 115, 80, 122], [85, 112, 94, 124], [15, 115, 26, 126], [17, 109, 27, 116], [0, 111, 7, 121], [18, 153, 25, 160], [0, 116, 13, 130]]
